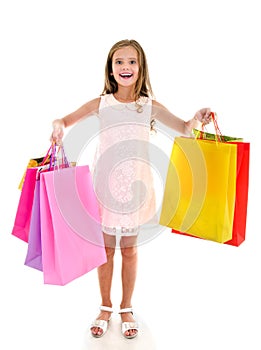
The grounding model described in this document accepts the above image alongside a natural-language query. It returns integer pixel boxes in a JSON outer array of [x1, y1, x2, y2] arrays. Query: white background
[[1, 0, 260, 349]]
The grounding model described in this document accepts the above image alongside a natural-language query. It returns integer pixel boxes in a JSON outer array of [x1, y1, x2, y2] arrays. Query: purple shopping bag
[[40, 165, 107, 286], [24, 180, 43, 270]]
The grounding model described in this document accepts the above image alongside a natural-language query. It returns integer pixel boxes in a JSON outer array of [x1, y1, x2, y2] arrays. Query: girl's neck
[[114, 88, 137, 103]]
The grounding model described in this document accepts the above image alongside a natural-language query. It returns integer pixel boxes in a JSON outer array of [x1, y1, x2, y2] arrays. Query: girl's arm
[[51, 97, 100, 143], [152, 100, 211, 135]]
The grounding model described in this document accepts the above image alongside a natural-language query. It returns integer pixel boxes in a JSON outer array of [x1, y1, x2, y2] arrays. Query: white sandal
[[119, 307, 139, 339], [90, 306, 113, 338]]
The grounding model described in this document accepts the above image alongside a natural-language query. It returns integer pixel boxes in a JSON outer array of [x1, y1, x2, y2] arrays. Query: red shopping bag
[[224, 141, 250, 246], [40, 165, 107, 285]]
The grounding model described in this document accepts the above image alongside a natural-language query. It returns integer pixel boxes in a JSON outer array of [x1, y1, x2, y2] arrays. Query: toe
[[91, 326, 103, 336], [97, 328, 103, 336], [91, 327, 96, 335], [124, 328, 138, 337]]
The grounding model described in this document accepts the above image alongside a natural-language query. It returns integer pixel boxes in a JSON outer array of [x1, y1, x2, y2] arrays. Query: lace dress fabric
[[92, 94, 156, 236]]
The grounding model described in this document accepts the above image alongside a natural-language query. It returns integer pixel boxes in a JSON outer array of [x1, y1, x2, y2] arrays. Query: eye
[[130, 60, 137, 64], [115, 60, 122, 65]]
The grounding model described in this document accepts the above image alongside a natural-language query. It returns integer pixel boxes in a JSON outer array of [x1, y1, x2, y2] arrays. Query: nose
[[122, 62, 130, 70]]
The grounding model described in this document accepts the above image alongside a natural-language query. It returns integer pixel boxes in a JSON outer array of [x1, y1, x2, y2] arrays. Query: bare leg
[[120, 235, 138, 337], [91, 233, 116, 337]]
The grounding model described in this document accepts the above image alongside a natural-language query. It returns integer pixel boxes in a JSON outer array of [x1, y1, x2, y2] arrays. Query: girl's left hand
[[194, 108, 212, 125]]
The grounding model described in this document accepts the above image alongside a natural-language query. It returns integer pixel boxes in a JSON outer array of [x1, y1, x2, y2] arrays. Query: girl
[[51, 39, 212, 339]]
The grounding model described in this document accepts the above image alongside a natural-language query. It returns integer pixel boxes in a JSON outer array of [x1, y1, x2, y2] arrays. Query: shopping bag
[[18, 155, 50, 190], [12, 145, 55, 242], [18, 144, 53, 190], [170, 136, 250, 246], [192, 129, 243, 142], [159, 135, 237, 243], [24, 180, 43, 270], [24, 144, 74, 271], [12, 167, 39, 242], [223, 141, 250, 246], [40, 165, 107, 285]]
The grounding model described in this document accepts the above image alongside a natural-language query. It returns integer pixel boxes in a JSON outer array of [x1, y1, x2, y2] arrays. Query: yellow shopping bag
[[160, 136, 237, 243], [18, 155, 51, 190]]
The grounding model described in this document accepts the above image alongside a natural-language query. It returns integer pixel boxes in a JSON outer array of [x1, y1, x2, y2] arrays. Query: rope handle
[[39, 142, 70, 173], [39, 143, 54, 166], [211, 112, 223, 142], [49, 143, 70, 170], [196, 112, 224, 142], [56, 144, 70, 169]]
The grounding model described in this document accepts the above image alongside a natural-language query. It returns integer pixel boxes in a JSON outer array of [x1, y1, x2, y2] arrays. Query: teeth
[[120, 73, 132, 77]]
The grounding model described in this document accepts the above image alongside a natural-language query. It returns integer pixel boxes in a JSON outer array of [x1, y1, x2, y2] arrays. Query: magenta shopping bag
[[40, 165, 107, 286], [24, 181, 43, 271], [12, 145, 54, 243], [12, 168, 38, 242]]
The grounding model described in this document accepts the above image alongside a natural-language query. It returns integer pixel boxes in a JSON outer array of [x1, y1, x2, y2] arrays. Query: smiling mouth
[[119, 73, 133, 79]]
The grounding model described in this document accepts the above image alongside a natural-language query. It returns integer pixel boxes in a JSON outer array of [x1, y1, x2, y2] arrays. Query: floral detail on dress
[[92, 94, 156, 235]]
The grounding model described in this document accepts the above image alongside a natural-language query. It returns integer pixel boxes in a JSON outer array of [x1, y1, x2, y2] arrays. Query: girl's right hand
[[50, 119, 64, 145]]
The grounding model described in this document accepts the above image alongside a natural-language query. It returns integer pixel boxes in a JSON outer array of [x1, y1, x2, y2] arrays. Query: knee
[[120, 245, 137, 259], [103, 233, 116, 260], [105, 246, 116, 260]]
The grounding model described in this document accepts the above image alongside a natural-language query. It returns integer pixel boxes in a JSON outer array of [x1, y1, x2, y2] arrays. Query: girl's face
[[111, 46, 139, 89]]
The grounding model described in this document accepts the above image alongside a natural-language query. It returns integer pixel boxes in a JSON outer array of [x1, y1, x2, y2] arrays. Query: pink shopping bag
[[24, 144, 72, 272], [12, 145, 54, 242], [40, 165, 107, 285], [12, 168, 38, 242]]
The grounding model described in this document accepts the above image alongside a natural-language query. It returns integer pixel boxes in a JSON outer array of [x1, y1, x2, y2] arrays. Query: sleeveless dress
[[92, 94, 157, 236]]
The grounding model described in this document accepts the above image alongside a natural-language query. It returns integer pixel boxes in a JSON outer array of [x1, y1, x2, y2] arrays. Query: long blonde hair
[[101, 39, 154, 101]]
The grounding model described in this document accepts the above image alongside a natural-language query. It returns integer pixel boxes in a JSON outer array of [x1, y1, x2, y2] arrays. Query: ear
[[110, 72, 114, 76]]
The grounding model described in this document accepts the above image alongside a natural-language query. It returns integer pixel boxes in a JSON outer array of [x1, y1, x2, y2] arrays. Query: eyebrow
[[113, 57, 137, 60]]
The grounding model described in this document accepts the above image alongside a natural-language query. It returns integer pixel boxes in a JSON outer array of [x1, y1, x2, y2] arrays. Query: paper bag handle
[[196, 112, 224, 142]]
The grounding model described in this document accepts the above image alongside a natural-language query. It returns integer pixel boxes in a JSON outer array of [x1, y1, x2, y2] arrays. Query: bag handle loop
[[195, 112, 224, 142], [39, 142, 69, 172]]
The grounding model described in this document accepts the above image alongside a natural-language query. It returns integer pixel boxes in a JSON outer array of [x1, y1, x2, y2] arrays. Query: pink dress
[[92, 94, 156, 236]]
